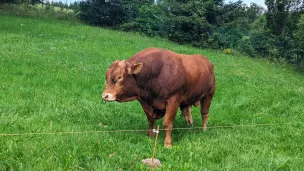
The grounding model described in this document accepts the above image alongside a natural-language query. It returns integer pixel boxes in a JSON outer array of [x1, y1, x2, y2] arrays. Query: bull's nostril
[[102, 94, 108, 100], [102, 93, 115, 101]]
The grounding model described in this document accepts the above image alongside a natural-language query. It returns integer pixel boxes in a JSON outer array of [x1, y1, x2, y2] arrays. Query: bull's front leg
[[163, 97, 180, 148], [146, 114, 156, 137], [139, 100, 155, 137]]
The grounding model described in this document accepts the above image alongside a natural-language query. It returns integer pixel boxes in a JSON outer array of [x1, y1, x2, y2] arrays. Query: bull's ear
[[129, 63, 143, 75]]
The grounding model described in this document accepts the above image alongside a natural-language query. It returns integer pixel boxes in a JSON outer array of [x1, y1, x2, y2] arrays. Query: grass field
[[0, 14, 303, 170]]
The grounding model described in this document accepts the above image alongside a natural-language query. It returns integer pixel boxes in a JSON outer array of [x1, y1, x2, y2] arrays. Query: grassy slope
[[0, 15, 303, 170]]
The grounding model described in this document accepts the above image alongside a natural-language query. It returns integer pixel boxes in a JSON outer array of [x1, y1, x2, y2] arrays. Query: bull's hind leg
[[200, 96, 212, 131], [181, 105, 193, 125], [200, 90, 215, 131]]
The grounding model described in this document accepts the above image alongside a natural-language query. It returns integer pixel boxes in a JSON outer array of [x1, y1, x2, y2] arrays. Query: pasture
[[0, 15, 303, 170]]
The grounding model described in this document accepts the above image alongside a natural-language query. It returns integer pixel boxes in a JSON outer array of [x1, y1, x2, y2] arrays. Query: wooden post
[[150, 125, 160, 171]]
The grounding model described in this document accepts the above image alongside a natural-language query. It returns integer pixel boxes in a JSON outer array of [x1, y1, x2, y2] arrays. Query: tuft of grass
[[0, 14, 303, 170]]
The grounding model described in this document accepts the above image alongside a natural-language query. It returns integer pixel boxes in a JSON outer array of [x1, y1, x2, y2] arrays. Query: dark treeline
[[75, 0, 304, 66], [1, 0, 304, 66], [0, 0, 40, 4]]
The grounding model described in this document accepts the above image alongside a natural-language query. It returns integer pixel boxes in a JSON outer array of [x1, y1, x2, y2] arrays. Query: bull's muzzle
[[102, 92, 116, 102]]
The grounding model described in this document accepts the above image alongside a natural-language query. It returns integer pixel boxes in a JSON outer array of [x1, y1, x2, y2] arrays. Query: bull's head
[[102, 60, 143, 102]]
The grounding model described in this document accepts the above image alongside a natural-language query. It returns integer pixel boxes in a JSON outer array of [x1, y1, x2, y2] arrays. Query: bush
[[167, 15, 211, 44], [293, 14, 304, 65], [121, 4, 166, 37], [78, 0, 129, 27], [0, 3, 77, 21], [77, 0, 153, 27], [237, 36, 255, 57]]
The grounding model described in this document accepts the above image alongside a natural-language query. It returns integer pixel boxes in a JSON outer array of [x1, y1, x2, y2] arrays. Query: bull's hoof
[[186, 119, 193, 125], [202, 127, 207, 132], [164, 143, 172, 149], [164, 141, 173, 149], [147, 131, 156, 137], [184, 113, 193, 125]]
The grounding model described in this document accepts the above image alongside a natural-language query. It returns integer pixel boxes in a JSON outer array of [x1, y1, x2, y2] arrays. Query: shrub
[[121, 4, 166, 37], [0, 3, 77, 21], [78, 0, 129, 27]]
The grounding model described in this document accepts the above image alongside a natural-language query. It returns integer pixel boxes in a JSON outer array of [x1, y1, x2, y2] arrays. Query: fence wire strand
[[0, 122, 302, 137]]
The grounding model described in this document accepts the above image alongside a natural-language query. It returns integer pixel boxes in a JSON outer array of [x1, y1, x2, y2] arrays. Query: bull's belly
[[153, 108, 166, 119], [144, 92, 204, 119], [151, 100, 166, 110], [181, 93, 205, 106], [143, 99, 166, 119]]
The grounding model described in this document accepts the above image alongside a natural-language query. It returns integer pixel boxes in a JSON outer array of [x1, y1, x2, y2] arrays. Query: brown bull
[[102, 47, 215, 148]]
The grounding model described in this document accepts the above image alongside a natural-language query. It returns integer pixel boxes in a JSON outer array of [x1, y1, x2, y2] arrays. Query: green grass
[[0, 14, 303, 170]]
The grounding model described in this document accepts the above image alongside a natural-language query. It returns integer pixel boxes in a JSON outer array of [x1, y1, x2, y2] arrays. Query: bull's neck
[[123, 77, 140, 99]]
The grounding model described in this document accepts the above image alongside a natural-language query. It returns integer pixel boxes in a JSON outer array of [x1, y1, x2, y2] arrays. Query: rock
[[142, 158, 162, 168]]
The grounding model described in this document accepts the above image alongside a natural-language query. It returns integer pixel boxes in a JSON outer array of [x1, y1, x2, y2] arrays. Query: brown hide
[[102, 47, 215, 148]]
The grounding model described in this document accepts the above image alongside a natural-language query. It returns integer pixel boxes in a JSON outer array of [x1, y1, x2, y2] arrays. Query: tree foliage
[[76, 0, 153, 27], [294, 14, 304, 41], [77, 0, 127, 27], [0, 0, 40, 4]]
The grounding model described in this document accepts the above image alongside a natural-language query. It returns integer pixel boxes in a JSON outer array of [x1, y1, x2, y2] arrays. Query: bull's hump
[[130, 48, 163, 60]]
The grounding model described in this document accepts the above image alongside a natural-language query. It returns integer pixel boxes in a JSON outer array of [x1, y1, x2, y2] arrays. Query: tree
[[161, 0, 212, 44], [294, 14, 304, 65], [77, 0, 153, 27], [294, 14, 304, 41], [246, 3, 264, 23], [265, 0, 303, 38], [78, 0, 129, 26], [69, 1, 80, 11]]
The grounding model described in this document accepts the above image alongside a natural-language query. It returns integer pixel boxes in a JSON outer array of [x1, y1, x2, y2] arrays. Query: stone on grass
[[142, 158, 162, 168]]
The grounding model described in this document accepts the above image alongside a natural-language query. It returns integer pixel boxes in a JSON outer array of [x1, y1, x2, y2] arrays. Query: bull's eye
[[112, 76, 123, 84]]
